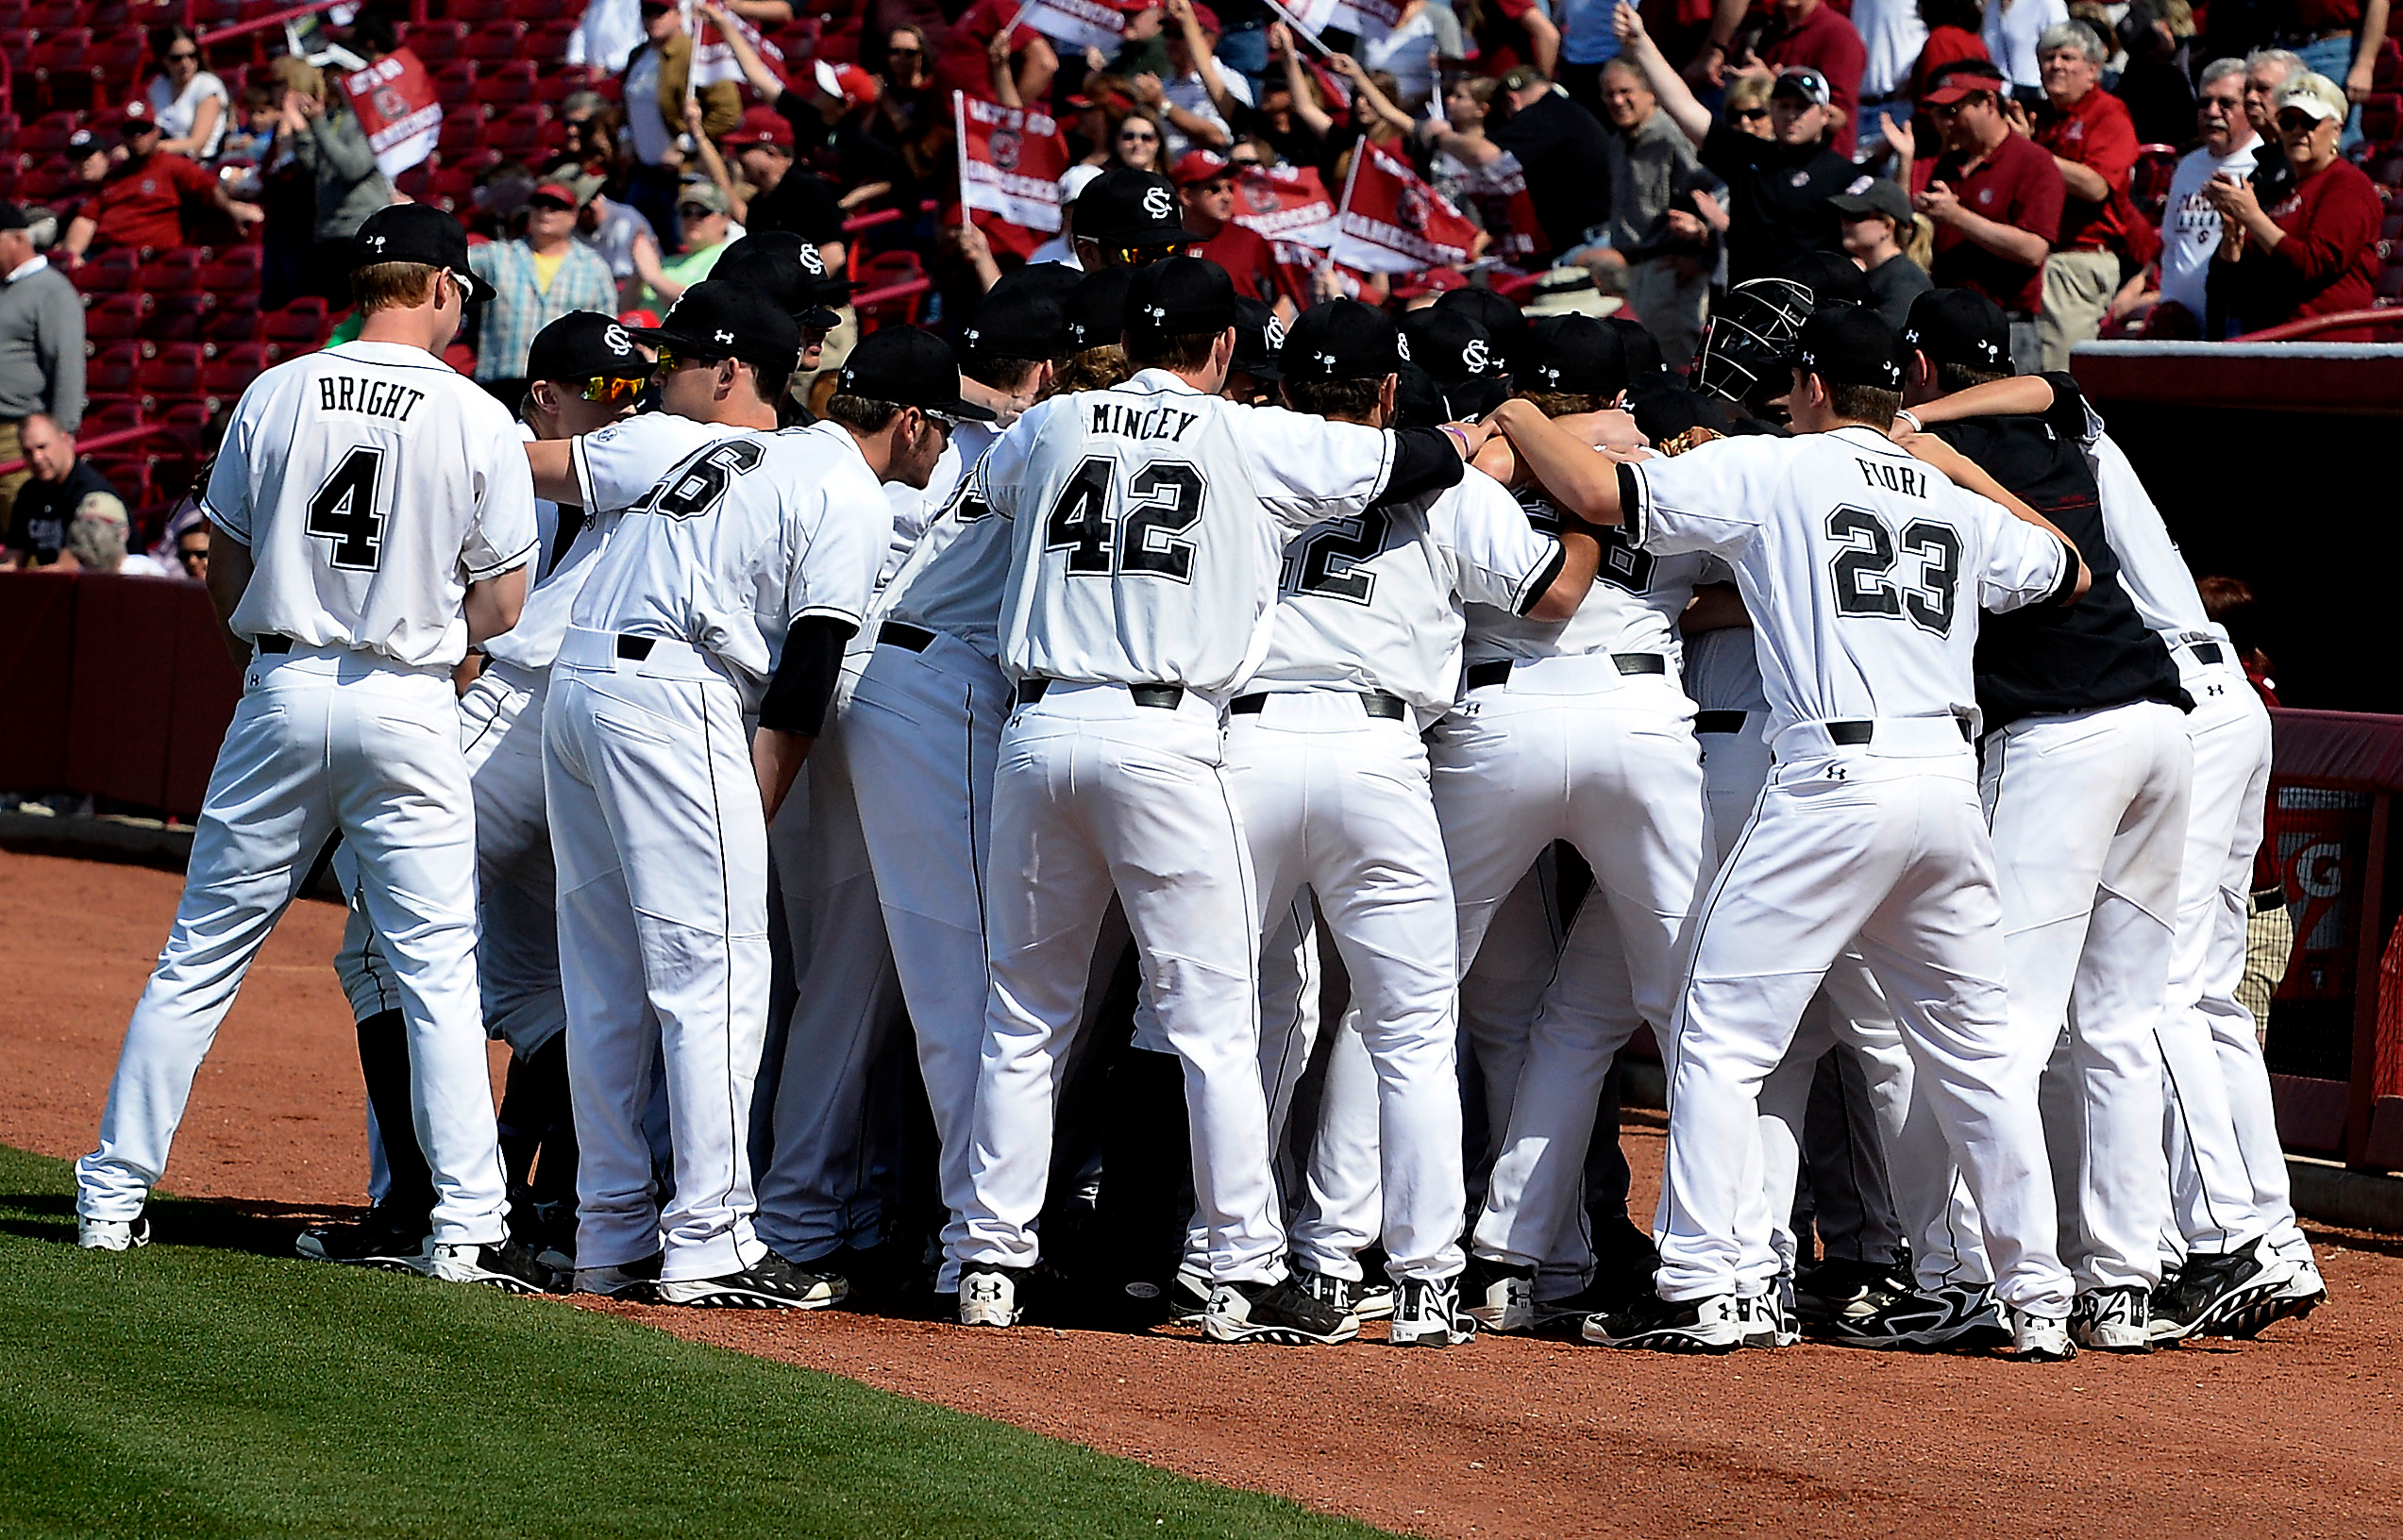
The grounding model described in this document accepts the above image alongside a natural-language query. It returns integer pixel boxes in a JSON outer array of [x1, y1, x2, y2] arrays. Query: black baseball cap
[[1436, 286, 1529, 375], [961, 280, 1071, 362], [1066, 266, 1134, 352], [989, 259, 1084, 316], [1830, 178, 1913, 226], [1125, 256, 1236, 343], [1074, 167, 1188, 248], [1399, 307, 1506, 385], [1901, 288, 2011, 373], [1231, 294, 1286, 381], [629, 278, 801, 374], [1608, 315, 1667, 381], [713, 231, 845, 327], [1794, 305, 1905, 391], [528, 311, 652, 382], [1518, 314, 1630, 398], [835, 325, 997, 420], [352, 202, 496, 302], [1280, 299, 1402, 382], [1771, 65, 1832, 105], [1630, 384, 1735, 445], [1780, 248, 1874, 310]]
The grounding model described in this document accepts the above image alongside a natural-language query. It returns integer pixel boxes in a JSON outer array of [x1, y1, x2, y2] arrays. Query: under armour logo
[[1826, 764, 1848, 780], [715, 328, 735, 344], [603, 323, 633, 356], [1799, 349, 1817, 367], [1902, 327, 1920, 346], [1394, 334, 1412, 361], [1461, 338, 1490, 373], [1141, 186, 1174, 220]]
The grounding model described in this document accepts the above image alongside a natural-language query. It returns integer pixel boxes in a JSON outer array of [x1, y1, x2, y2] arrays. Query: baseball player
[[1493, 306, 2092, 1359], [300, 312, 657, 1271], [950, 257, 1479, 1343], [1227, 300, 1612, 1346], [546, 303, 960, 1308], [75, 205, 547, 1292], [1434, 315, 1712, 1337], [1904, 365, 2322, 1340]]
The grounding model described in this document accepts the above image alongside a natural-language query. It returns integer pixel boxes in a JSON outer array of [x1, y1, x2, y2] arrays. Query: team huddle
[[68, 181, 2322, 1365]]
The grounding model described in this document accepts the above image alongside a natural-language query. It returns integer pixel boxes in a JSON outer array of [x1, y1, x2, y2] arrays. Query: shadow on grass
[[0, 1186, 320, 1260]]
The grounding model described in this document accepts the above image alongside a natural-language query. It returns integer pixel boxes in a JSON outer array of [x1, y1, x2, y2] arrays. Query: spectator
[[1487, 65, 1620, 260], [1113, 109, 1174, 174], [1622, 6, 1858, 282], [2030, 22, 2144, 367], [933, 0, 1059, 109], [170, 515, 210, 583], [2143, 58, 2258, 335], [60, 127, 112, 213], [1028, 165, 1106, 268], [555, 92, 617, 176], [1356, 0, 1444, 109], [1832, 178, 1934, 324], [1242, 26, 1340, 167], [2243, 46, 2306, 203], [283, 60, 396, 297], [59, 104, 262, 262], [1422, 75, 1502, 209], [1173, 151, 1298, 311], [1126, 0, 1253, 161], [1907, 0, 1993, 109], [213, 85, 286, 192], [61, 493, 170, 577], [1557, 0, 1627, 115], [0, 203, 85, 546], [700, 5, 899, 215], [1, 414, 114, 570], [2206, 72, 2383, 337], [717, 109, 847, 267], [1470, 0, 1564, 80], [1594, 57, 1719, 367], [569, 0, 648, 75], [1723, 71, 1776, 137], [571, 172, 664, 310], [2113, 2, 2199, 146], [469, 181, 622, 395], [1909, 59, 2064, 368], [632, 181, 739, 306], [1756, 0, 1871, 157], [1986, 0, 2072, 97], [2283, 0, 2391, 145], [619, 0, 743, 245], [146, 26, 230, 160], [1852, 0, 1929, 159]]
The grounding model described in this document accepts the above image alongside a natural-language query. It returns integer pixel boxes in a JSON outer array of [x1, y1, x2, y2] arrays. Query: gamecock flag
[[340, 49, 442, 178], [1329, 142, 1481, 274], [685, 2, 786, 86], [955, 91, 1073, 258], [1460, 152, 1546, 263], [1021, 0, 1134, 53]]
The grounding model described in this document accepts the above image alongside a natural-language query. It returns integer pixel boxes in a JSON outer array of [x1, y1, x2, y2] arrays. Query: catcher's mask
[[1692, 277, 1815, 405]]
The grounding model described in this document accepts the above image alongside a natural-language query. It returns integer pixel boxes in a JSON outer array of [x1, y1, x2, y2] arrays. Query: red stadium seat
[[484, 105, 549, 158], [261, 297, 328, 346], [134, 342, 204, 396], [525, 20, 579, 61], [199, 244, 262, 293], [29, 0, 89, 25], [72, 247, 142, 293], [82, 292, 153, 340], [404, 20, 468, 64], [88, 454, 156, 510], [84, 397, 146, 435], [434, 59, 481, 109], [449, 0, 517, 20], [21, 110, 83, 156], [436, 105, 489, 159], [142, 292, 213, 343], [470, 61, 537, 108], [81, 31, 148, 91], [2361, 93, 2403, 150], [200, 342, 265, 394], [462, 20, 529, 65], [136, 247, 206, 293], [85, 341, 143, 395], [153, 399, 214, 450], [198, 295, 261, 345], [17, 155, 79, 203]]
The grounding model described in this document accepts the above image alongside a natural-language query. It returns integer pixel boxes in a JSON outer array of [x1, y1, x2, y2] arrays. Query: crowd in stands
[[0, 0, 2397, 567]]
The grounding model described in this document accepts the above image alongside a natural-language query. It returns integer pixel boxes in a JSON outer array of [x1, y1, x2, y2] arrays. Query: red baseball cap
[[1186, 1, 1222, 34], [1393, 266, 1469, 299], [530, 180, 580, 206], [1171, 149, 1232, 186], [724, 105, 795, 148], [1921, 61, 2007, 106], [812, 59, 881, 110]]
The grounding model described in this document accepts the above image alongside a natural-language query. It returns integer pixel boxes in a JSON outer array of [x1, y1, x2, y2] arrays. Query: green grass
[[0, 1146, 1395, 1540]]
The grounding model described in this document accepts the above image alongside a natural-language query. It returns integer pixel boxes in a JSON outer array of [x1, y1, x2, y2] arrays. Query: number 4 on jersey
[[1044, 457, 1205, 582], [308, 446, 386, 571]]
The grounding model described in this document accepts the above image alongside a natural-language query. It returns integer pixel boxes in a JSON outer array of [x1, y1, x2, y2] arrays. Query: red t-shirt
[[1475, 0, 1541, 78], [2232, 156, 2384, 337], [80, 151, 214, 253], [933, 0, 1032, 106], [1913, 130, 2065, 313], [1909, 26, 1991, 103], [1185, 218, 1292, 303], [1759, 0, 1868, 158], [2032, 86, 2139, 253]]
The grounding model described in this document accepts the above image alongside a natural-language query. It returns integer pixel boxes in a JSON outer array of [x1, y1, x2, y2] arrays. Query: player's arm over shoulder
[[1243, 404, 1463, 530], [1618, 432, 1782, 558], [1901, 433, 2089, 608]]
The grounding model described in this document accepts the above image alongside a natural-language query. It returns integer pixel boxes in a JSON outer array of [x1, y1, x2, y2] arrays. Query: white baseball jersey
[[202, 340, 538, 668], [1624, 425, 2075, 738], [972, 370, 1401, 692], [879, 420, 1011, 657], [878, 424, 981, 588], [1247, 466, 1561, 720], [1682, 558, 1772, 714], [571, 418, 885, 690], [481, 428, 597, 673], [1463, 474, 1706, 668]]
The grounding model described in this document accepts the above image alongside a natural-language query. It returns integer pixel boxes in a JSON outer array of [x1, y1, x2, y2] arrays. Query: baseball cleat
[[421, 1237, 561, 1296], [296, 1204, 431, 1271], [1459, 1253, 1536, 1334], [1353, 1278, 1398, 1322], [658, 1253, 848, 1309], [575, 1253, 663, 1300], [2147, 1238, 2294, 1344], [1165, 1263, 1212, 1321], [1387, 1276, 1478, 1348], [1530, 1278, 1644, 1334], [1794, 1258, 1911, 1326], [1739, 1281, 1800, 1348], [77, 1215, 150, 1252], [958, 1265, 1028, 1328], [1294, 1267, 1374, 1319], [2006, 1307, 2076, 1363], [2221, 1255, 2327, 1339], [2071, 1285, 2152, 1352], [1819, 1282, 2010, 1351], [1202, 1277, 1359, 1345], [1583, 1293, 1745, 1353]]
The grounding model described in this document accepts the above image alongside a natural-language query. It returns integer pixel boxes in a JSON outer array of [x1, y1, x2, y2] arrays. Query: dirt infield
[[6, 845, 2398, 1540]]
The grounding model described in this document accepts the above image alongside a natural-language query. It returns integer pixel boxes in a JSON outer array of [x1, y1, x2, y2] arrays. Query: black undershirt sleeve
[[758, 615, 858, 735], [1372, 427, 1469, 510]]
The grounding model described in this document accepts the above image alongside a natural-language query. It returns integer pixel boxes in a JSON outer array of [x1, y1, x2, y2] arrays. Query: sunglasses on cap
[[529, 195, 576, 212], [579, 372, 653, 402], [676, 202, 722, 219]]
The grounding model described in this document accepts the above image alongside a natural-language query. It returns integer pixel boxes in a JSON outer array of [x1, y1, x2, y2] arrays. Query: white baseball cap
[[2277, 73, 2347, 124], [1059, 164, 1105, 202]]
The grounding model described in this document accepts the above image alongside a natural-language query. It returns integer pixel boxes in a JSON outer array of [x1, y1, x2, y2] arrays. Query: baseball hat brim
[[1922, 73, 2006, 106]]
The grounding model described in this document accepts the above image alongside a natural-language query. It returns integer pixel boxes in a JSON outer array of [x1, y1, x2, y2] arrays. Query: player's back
[[1463, 479, 1705, 668], [207, 341, 534, 669], [1631, 426, 2074, 738], [881, 418, 1013, 658]]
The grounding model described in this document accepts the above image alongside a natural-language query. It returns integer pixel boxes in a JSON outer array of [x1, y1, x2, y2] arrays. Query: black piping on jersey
[[2156, 1020, 2238, 1250], [1512, 540, 1569, 617], [467, 536, 541, 583], [1372, 427, 1469, 511], [1616, 462, 1648, 548]]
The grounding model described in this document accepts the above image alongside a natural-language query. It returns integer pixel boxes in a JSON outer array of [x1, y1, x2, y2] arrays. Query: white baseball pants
[[1981, 698, 2192, 1294], [546, 634, 771, 1282], [1223, 694, 1467, 1283], [954, 682, 1285, 1283], [1430, 661, 1708, 1274], [843, 630, 1010, 1293], [76, 645, 509, 1247], [1656, 720, 2073, 1315], [2157, 644, 2308, 1262]]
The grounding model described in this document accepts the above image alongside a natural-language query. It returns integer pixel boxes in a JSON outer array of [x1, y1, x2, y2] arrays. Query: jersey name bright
[[318, 376, 429, 423], [1857, 459, 1927, 498], [1087, 402, 1201, 442]]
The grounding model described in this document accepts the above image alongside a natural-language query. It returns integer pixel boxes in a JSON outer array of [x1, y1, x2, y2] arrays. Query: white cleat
[[2008, 1306, 2076, 1362], [78, 1215, 151, 1251]]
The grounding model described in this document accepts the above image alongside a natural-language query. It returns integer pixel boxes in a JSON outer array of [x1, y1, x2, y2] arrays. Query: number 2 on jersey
[[307, 446, 386, 570], [1827, 506, 1961, 636], [1044, 457, 1204, 582]]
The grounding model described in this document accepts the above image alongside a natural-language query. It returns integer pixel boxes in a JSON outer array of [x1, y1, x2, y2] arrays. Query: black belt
[[1016, 678, 1185, 710], [1230, 690, 1406, 721], [879, 621, 934, 653], [254, 635, 293, 655], [1824, 718, 1974, 745], [615, 635, 655, 661], [1694, 710, 1750, 734], [2187, 640, 2225, 665], [1463, 654, 1665, 692], [2253, 886, 2287, 915]]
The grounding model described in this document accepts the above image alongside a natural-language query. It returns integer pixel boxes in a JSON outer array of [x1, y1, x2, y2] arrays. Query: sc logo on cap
[[799, 245, 827, 276], [1141, 186, 1174, 221], [1461, 337, 1490, 374], [604, 323, 634, 356], [1395, 334, 1413, 362]]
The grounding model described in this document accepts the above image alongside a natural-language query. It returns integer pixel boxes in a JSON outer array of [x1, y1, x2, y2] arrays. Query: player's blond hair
[[351, 260, 444, 314], [1039, 345, 1129, 399], [1515, 390, 1615, 418]]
